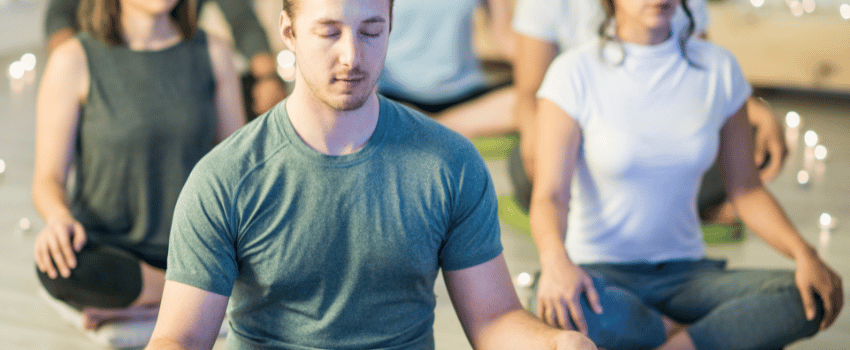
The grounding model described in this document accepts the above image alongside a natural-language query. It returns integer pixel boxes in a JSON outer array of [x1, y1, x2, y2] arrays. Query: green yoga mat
[[497, 194, 745, 243], [472, 134, 519, 160], [498, 194, 531, 237]]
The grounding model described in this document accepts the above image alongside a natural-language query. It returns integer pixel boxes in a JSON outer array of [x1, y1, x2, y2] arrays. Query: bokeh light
[[802, 0, 815, 13], [841, 4, 850, 19], [20, 53, 36, 71], [814, 145, 827, 160], [785, 111, 801, 128], [276, 50, 296, 68], [18, 217, 31, 231], [517, 272, 532, 287], [820, 213, 832, 228], [8, 61, 25, 79], [804, 130, 818, 146], [751, 0, 765, 7], [790, 1, 805, 16], [797, 170, 810, 185]]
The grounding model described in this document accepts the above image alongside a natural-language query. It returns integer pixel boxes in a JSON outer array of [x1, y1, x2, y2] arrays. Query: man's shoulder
[[379, 96, 483, 165], [193, 104, 291, 187]]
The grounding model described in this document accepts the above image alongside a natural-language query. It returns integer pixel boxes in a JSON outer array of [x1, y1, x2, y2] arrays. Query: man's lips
[[334, 76, 366, 83]]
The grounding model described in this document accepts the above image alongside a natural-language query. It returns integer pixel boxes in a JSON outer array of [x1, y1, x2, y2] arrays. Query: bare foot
[[81, 304, 159, 330]]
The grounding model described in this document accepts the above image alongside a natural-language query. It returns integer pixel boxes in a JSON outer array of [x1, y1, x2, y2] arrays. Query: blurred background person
[[45, 0, 285, 119], [527, 0, 842, 348], [509, 0, 788, 234], [32, 0, 244, 333], [378, 0, 517, 139]]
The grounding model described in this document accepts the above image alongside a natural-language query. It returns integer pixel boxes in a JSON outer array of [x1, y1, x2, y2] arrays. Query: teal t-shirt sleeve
[[166, 160, 240, 297], [438, 146, 502, 271]]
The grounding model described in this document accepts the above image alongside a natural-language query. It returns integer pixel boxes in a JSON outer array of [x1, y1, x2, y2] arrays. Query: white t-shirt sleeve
[[512, 0, 558, 41], [536, 52, 588, 125], [721, 49, 752, 119]]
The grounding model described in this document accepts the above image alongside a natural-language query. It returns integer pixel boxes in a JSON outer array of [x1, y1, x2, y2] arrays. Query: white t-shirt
[[513, 0, 709, 51], [378, 0, 486, 104], [537, 38, 751, 263]]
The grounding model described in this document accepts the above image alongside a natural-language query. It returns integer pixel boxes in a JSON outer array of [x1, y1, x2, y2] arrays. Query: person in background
[[33, 0, 244, 331], [145, 0, 597, 349], [509, 0, 788, 233], [44, 0, 285, 119], [528, 0, 842, 348], [378, 0, 517, 139]]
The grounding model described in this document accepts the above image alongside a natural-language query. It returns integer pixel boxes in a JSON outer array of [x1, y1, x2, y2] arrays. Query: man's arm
[[443, 254, 597, 350], [146, 281, 229, 350]]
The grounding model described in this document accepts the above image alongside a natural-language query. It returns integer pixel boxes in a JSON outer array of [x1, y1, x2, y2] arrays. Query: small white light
[[804, 130, 818, 147], [0, 159, 5, 174], [517, 272, 532, 287], [791, 1, 805, 16], [9, 61, 25, 79], [20, 53, 36, 71], [797, 170, 810, 185], [785, 111, 801, 128], [751, 0, 765, 7], [276, 50, 296, 68], [841, 4, 850, 20], [803, 0, 815, 13], [19, 218, 31, 231], [820, 213, 832, 228], [814, 145, 827, 160]]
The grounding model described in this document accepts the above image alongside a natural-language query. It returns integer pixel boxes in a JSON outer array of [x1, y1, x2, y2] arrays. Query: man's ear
[[279, 10, 295, 52]]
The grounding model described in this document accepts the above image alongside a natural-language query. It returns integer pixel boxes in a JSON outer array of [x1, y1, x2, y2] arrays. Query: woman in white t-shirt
[[509, 0, 788, 232], [529, 0, 843, 349]]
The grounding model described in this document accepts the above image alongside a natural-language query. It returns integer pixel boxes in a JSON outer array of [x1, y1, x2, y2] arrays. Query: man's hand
[[795, 254, 844, 330], [34, 214, 86, 279]]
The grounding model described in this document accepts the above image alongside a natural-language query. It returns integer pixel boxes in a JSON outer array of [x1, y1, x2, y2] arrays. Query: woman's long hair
[[598, 0, 699, 67], [78, 0, 196, 46]]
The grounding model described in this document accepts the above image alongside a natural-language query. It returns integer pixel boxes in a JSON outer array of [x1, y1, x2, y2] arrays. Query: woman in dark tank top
[[31, 0, 245, 334]]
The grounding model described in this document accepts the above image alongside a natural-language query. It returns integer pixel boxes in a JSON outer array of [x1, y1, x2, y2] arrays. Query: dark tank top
[[71, 31, 217, 268]]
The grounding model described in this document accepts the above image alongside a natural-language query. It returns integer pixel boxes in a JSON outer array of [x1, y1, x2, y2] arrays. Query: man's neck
[[285, 87, 380, 156]]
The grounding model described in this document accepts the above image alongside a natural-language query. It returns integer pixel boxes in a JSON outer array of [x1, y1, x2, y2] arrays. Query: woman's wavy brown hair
[[598, 0, 700, 68], [78, 0, 196, 46]]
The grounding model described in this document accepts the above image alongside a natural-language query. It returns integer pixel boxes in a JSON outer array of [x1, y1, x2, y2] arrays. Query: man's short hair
[[282, 0, 395, 30]]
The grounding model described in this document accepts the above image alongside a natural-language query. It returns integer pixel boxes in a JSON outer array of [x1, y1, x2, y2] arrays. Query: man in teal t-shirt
[[146, 0, 596, 349]]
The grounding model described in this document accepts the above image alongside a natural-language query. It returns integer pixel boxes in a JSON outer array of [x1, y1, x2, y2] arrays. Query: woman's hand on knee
[[537, 263, 604, 336], [33, 214, 86, 279], [795, 254, 843, 330]]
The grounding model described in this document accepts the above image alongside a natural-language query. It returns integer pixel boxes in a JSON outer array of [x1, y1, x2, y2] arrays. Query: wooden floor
[[2, 37, 850, 350]]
